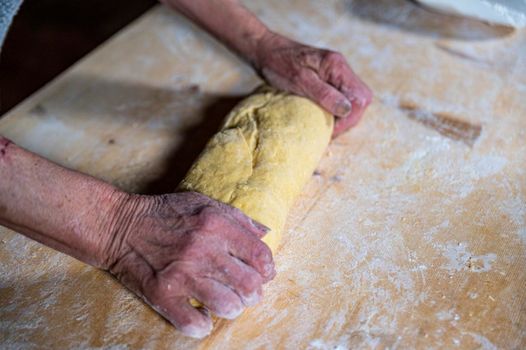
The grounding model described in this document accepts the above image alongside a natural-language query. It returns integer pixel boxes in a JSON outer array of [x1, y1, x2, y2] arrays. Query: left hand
[[103, 191, 275, 338], [253, 32, 373, 137]]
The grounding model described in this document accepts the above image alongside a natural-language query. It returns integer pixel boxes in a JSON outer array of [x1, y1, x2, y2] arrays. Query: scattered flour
[[440, 242, 497, 273]]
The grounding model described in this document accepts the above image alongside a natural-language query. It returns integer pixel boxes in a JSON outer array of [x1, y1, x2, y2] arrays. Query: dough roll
[[178, 87, 333, 251]]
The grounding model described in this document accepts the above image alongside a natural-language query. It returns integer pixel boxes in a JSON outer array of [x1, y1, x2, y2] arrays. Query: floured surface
[[0, 1, 525, 349]]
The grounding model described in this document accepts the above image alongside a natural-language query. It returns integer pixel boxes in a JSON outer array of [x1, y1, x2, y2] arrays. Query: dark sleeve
[[0, 0, 24, 49]]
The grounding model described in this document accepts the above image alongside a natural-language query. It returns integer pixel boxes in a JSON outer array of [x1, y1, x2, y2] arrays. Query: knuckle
[[296, 49, 317, 64], [290, 71, 305, 86], [196, 206, 222, 231], [325, 51, 344, 64], [295, 48, 326, 72], [161, 272, 187, 292], [143, 276, 170, 301], [179, 237, 208, 262]]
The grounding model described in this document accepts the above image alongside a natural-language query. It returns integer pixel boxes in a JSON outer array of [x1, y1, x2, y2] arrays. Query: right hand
[[102, 191, 275, 338], [253, 32, 373, 137]]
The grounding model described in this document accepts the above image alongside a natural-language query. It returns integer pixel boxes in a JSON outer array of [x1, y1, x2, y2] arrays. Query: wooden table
[[1, 1, 525, 348]]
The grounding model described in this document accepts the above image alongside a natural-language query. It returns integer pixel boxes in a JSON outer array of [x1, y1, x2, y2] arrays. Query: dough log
[[178, 87, 333, 252]]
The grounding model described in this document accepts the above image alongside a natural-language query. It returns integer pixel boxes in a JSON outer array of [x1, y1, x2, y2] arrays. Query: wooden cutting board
[[1, 1, 525, 348]]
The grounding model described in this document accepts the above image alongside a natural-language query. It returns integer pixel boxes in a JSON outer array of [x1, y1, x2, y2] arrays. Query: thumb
[[214, 201, 270, 239], [299, 70, 353, 118], [230, 210, 270, 240]]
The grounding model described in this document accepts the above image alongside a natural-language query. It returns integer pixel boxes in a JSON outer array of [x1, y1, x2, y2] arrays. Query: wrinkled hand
[[254, 32, 373, 137], [103, 191, 275, 338]]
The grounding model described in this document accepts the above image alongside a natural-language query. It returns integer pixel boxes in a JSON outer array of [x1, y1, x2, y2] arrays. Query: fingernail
[[335, 100, 352, 117], [242, 291, 261, 307], [182, 323, 213, 339], [221, 305, 244, 320], [250, 218, 271, 233]]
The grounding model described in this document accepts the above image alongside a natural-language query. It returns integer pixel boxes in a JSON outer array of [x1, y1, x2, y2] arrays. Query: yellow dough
[[179, 87, 333, 252]]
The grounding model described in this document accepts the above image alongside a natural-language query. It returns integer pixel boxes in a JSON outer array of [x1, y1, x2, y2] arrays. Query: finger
[[334, 106, 370, 139], [320, 51, 372, 105], [198, 208, 276, 281], [213, 201, 270, 239], [213, 254, 263, 306], [340, 78, 373, 110], [298, 69, 353, 118], [333, 106, 365, 137], [319, 52, 373, 130], [338, 69, 373, 113], [334, 83, 372, 137], [185, 192, 269, 239], [147, 295, 213, 339], [192, 277, 245, 320], [225, 224, 275, 282]]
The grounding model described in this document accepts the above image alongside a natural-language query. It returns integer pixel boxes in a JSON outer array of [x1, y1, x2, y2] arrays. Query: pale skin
[[0, 0, 372, 339]]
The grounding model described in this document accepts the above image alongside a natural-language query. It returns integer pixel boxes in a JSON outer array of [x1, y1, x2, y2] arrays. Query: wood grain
[[1, 1, 525, 349]]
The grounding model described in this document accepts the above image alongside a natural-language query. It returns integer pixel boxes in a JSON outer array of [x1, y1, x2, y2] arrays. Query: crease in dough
[[179, 87, 333, 252]]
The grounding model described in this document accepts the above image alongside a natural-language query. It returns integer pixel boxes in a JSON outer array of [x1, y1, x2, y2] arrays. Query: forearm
[[0, 136, 125, 268], [161, 0, 269, 65]]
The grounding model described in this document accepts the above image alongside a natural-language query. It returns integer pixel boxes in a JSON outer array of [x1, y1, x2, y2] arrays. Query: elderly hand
[[103, 191, 275, 338], [254, 32, 373, 137]]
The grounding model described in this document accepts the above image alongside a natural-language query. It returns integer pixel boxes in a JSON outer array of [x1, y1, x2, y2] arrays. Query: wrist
[[0, 138, 149, 270], [250, 30, 275, 70], [239, 24, 270, 65], [96, 191, 157, 270], [73, 185, 130, 269], [251, 31, 294, 73]]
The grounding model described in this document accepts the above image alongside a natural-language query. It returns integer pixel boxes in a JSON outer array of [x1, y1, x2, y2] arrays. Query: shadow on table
[[138, 93, 246, 195], [28, 73, 250, 195], [347, 0, 514, 40]]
